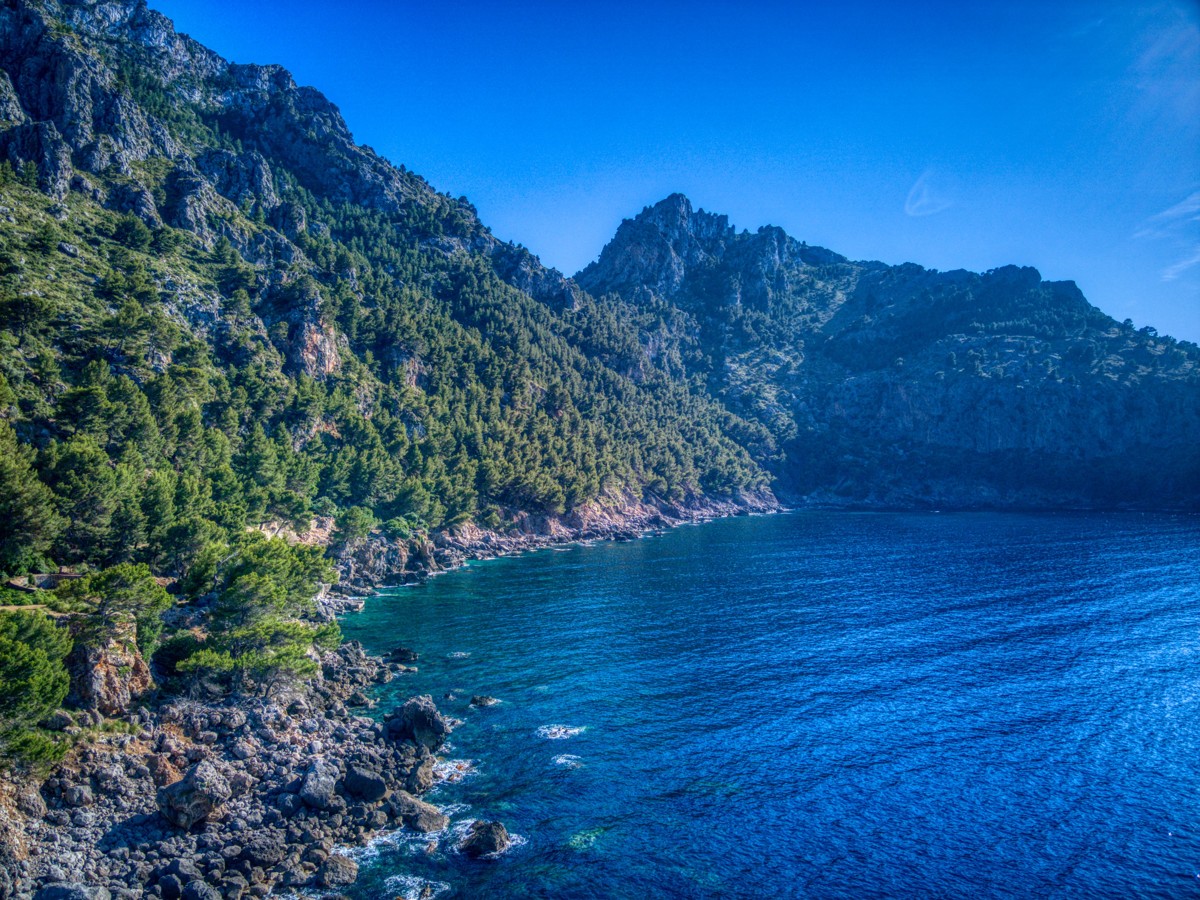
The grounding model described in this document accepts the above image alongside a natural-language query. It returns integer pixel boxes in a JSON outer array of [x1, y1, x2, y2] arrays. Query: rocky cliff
[[577, 194, 1200, 508]]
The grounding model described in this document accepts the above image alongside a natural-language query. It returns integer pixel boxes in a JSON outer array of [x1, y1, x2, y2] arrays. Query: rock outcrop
[[578, 194, 1200, 508], [459, 820, 511, 858], [385, 695, 455, 753], [66, 626, 153, 717]]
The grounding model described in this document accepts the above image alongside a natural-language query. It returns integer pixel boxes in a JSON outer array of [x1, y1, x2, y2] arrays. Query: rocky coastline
[[323, 489, 779, 613], [0, 491, 777, 900]]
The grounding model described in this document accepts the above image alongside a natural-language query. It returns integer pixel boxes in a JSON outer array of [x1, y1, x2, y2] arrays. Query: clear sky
[[150, 0, 1200, 342]]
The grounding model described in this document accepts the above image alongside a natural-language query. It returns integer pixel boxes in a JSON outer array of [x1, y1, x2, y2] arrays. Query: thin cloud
[[1152, 189, 1200, 220], [904, 170, 954, 217], [1162, 246, 1200, 281], [1135, 188, 1200, 280]]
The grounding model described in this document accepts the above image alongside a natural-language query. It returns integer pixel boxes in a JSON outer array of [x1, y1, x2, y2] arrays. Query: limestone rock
[[0, 121, 71, 198], [156, 760, 231, 829], [66, 624, 153, 717]]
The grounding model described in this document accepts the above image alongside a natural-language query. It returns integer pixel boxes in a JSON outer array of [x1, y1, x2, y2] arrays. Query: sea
[[336, 510, 1200, 899]]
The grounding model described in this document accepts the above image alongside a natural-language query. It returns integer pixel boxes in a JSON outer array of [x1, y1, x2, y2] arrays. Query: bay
[[338, 511, 1200, 899]]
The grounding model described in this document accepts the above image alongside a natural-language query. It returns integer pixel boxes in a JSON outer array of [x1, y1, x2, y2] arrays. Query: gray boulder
[[239, 830, 287, 868], [317, 854, 358, 888], [33, 886, 111, 900], [299, 758, 340, 810], [459, 820, 511, 858], [181, 884, 222, 900], [343, 763, 387, 802], [405, 755, 435, 794], [156, 760, 231, 829], [385, 695, 453, 752], [387, 791, 448, 833]]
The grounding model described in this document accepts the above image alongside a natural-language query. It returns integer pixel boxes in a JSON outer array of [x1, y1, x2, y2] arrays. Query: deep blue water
[[338, 511, 1200, 899]]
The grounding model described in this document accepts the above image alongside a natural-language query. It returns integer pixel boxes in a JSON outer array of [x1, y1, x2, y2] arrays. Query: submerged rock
[[459, 820, 511, 858], [470, 695, 499, 707]]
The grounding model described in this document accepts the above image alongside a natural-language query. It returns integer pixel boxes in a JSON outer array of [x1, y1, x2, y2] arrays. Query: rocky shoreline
[[0, 642, 464, 900], [323, 489, 779, 613], [0, 491, 777, 900]]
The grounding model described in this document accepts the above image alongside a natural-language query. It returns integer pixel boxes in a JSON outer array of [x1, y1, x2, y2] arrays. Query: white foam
[[537, 724, 586, 740], [383, 873, 452, 900], [433, 758, 477, 783], [552, 753, 583, 769], [446, 651, 471, 659]]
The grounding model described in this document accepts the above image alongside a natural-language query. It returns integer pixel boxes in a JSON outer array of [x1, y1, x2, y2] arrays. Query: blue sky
[[151, 0, 1200, 341]]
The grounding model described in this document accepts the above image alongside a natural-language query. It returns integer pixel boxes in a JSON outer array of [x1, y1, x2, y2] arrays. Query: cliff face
[[578, 195, 1200, 507], [0, 0, 579, 300], [0, 0, 1192, 524]]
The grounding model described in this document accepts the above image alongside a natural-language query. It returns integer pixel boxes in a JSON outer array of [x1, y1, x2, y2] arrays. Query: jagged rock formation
[[578, 194, 1200, 507]]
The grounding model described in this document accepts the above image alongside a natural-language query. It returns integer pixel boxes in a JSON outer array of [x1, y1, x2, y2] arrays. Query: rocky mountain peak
[[576, 193, 848, 308], [576, 193, 733, 300]]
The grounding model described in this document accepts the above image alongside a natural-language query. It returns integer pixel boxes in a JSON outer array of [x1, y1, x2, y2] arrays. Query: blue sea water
[[338, 511, 1200, 899]]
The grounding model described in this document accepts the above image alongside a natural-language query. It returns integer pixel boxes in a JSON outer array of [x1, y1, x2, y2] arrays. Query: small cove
[[339, 510, 1200, 899]]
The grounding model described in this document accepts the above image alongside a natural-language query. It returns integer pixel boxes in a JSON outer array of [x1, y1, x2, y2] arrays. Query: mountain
[[577, 194, 1200, 508], [0, 0, 778, 774], [0, 0, 1195, 764], [0, 0, 1196, 894]]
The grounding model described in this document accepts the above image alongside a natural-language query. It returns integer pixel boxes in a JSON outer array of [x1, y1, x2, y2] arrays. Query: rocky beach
[[0, 491, 775, 900]]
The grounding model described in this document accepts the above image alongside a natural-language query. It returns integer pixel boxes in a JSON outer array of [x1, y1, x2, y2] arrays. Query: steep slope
[[0, 0, 772, 552], [0, 0, 780, 757], [577, 194, 1200, 508]]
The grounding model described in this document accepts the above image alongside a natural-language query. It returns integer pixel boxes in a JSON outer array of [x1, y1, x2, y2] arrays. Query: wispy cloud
[[1162, 246, 1200, 280], [904, 170, 954, 218], [1135, 188, 1200, 280], [1134, 189, 1200, 238]]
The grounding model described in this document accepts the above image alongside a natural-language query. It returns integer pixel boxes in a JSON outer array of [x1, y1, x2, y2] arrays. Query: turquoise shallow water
[[338, 511, 1200, 899]]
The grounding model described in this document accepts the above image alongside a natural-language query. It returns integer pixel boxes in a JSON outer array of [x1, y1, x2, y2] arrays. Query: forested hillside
[[0, 0, 1196, 773], [0, 0, 769, 764]]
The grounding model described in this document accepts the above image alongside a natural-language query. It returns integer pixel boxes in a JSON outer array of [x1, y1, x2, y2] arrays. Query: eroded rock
[[459, 820, 511, 858], [157, 760, 231, 829]]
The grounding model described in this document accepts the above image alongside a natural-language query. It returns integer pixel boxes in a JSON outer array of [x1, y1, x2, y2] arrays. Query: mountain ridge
[[577, 193, 1200, 507], [0, 2, 1196, 896]]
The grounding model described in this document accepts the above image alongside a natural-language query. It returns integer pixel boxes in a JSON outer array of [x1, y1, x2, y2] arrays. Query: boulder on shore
[[459, 820, 511, 858], [385, 695, 454, 752], [387, 790, 449, 833], [299, 758, 340, 810], [33, 886, 111, 900], [317, 854, 358, 888], [343, 762, 388, 801], [156, 759, 231, 829]]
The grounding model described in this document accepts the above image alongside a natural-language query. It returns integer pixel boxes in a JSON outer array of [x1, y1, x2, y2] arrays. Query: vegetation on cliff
[[0, 0, 768, 765], [0, 0, 1195, 771]]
